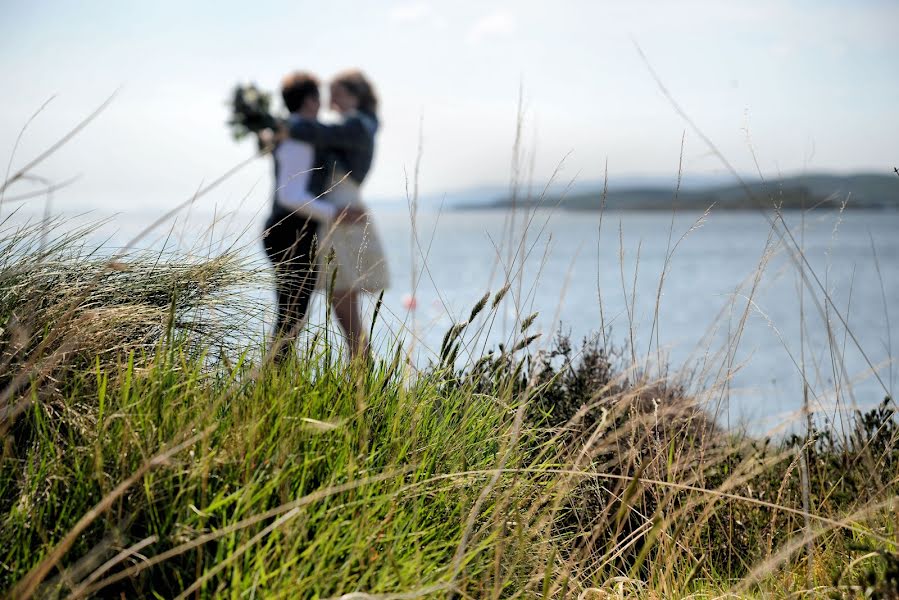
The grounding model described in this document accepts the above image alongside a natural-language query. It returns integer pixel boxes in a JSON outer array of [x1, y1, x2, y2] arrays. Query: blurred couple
[[259, 70, 389, 362]]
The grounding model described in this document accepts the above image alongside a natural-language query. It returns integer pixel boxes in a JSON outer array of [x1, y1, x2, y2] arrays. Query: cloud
[[466, 11, 516, 44], [388, 1, 448, 30], [390, 2, 433, 24]]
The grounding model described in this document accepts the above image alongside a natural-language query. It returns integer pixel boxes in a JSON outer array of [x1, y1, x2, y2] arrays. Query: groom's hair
[[281, 71, 320, 113]]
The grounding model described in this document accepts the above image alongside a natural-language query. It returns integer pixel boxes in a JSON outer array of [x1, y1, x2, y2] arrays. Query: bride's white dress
[[316, 173, 389, 294]]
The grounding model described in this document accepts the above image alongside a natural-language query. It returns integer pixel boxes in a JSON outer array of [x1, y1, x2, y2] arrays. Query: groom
[[261, 71, 320, 358]]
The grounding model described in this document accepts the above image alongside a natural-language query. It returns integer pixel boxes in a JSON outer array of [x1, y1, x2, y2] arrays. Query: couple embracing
[[260, 70, 389, 361]]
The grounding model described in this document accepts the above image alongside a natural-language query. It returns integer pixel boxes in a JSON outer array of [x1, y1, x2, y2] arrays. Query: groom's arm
[[285, 116, 369, 149]]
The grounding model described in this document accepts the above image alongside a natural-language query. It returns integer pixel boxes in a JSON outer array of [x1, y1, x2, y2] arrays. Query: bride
[[280, 69, 389, 359]]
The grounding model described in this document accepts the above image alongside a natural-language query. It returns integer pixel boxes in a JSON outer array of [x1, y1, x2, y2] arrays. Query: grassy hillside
[[1, 219, 898, 598]]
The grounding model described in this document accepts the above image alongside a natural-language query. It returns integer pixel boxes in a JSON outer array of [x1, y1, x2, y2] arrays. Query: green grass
[[2, 335, 540, 597], [0, 222, 544, 596], [0, 216, 897, 599]]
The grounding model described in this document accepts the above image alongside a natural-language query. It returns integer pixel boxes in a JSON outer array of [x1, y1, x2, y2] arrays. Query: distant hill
[[369, 173, 737, 210], [452, 172, 899, 211]]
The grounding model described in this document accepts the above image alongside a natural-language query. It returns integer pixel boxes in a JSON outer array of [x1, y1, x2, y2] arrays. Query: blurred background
[[1, 1, 897, 429]]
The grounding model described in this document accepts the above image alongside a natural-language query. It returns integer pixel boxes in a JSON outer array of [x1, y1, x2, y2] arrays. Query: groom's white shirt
[[274, 138, 338, 222]]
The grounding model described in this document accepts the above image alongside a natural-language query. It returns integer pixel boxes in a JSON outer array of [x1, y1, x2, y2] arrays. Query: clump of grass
[[512, 332, 898, 595], [0, 217, 257, 404]]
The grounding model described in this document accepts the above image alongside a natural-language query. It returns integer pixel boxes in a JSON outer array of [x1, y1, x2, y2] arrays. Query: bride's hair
[[281, 71, 320, 113], [332, 70, 378, 114]]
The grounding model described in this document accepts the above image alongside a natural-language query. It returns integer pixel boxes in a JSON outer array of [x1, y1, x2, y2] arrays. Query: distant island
[[455, 173, 899, 211]]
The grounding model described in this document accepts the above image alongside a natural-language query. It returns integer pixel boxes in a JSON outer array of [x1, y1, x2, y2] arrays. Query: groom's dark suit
[[262, 141, 323, 347]]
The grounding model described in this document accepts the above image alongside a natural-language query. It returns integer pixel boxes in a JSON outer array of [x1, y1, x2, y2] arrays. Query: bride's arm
[[284, 115, 371, 149], [277, 196, 339, 223], [278, 199, 367, 225]]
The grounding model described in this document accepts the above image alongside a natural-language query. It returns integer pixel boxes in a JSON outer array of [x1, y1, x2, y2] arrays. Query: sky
[[1, 0, 897, 214]]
